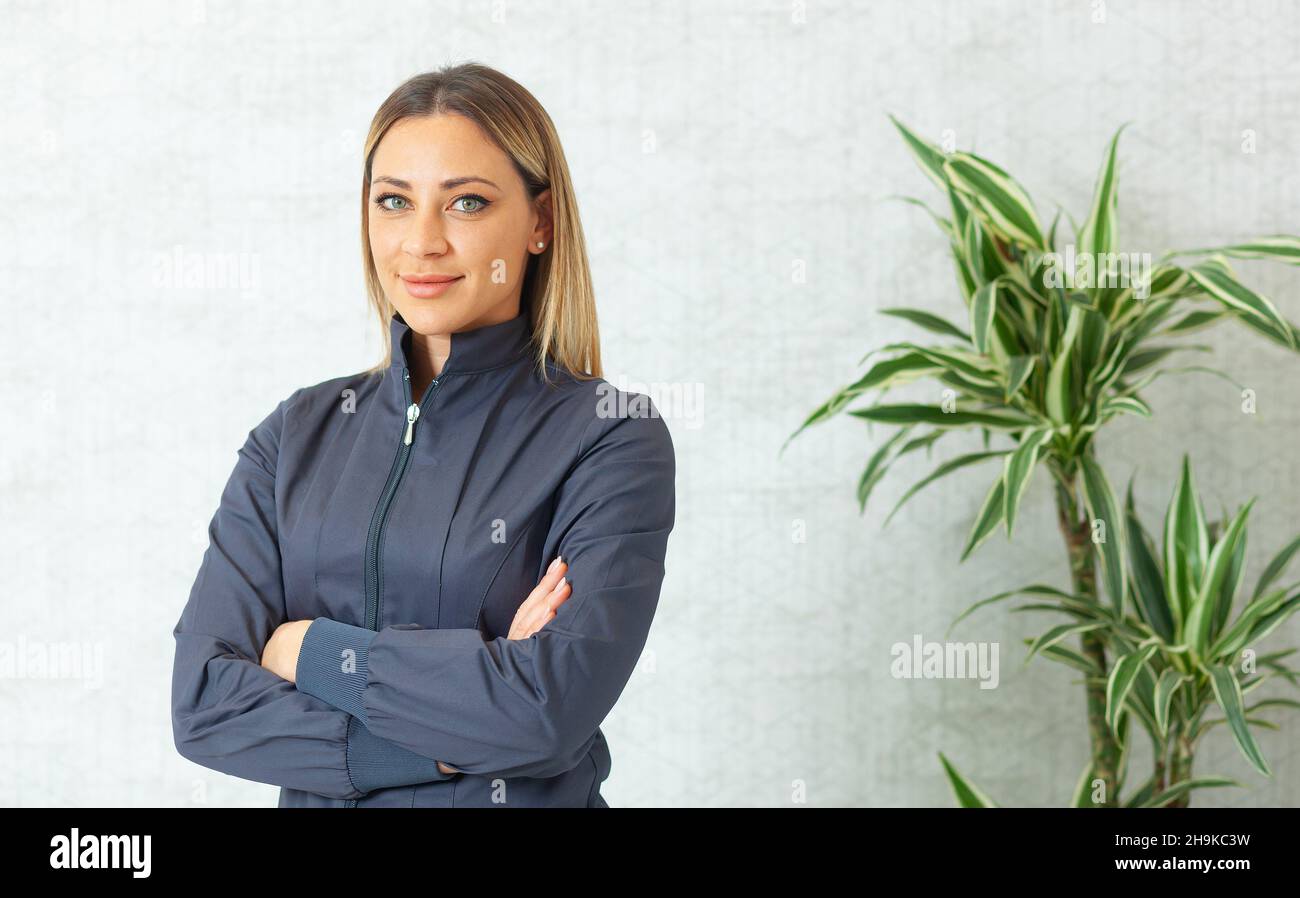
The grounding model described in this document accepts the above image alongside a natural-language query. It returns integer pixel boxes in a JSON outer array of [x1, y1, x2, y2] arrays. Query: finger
[[529, 580, 570, 634], [515, 558, 567, 622], [519, 585, 560, 636], [520, 579, 567, 637], [530, 555, 567, 599], [509, 558, 568, 639], [546, 577, 571, 612], [522, 609, 557, 640]]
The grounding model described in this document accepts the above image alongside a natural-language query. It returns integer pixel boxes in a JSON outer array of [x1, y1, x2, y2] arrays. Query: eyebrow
[[371, 175, 501, 191]]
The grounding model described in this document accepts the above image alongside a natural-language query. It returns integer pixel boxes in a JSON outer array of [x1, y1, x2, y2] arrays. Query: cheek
[[368, 221, 399, 267], [479, 246, 528, 289]]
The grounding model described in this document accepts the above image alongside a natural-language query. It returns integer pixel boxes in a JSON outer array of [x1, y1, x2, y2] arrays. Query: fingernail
[[548, 556, 560, 573], [558, 575, 567, 589]]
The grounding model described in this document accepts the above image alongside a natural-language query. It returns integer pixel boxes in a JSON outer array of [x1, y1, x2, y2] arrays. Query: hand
[[261, 619, 314, 682], [266, 619, 468, 776], [508, 555, 571, 640]]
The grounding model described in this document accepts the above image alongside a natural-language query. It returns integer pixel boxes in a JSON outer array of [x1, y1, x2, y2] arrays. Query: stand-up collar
[[389, 307, 533, 376]]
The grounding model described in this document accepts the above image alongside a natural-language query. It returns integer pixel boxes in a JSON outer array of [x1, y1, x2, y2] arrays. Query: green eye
[[452, 194, 491, 214], [375, 193, 407, 211]]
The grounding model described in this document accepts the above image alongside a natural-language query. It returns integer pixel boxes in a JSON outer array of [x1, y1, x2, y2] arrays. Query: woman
[[170, 63, 676, 808]]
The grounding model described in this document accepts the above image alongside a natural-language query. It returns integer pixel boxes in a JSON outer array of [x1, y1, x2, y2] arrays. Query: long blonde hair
[[360, 62, 601, 383]]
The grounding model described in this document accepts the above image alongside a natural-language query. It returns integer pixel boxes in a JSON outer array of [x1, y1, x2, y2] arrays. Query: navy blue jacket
[[170, 307, 675, 807]]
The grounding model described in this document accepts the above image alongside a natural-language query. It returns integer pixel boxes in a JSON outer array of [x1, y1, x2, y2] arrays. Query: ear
[[530, 189, 554, 250]]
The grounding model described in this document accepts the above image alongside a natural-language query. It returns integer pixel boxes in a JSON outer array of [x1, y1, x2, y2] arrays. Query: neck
[[408, 333, 450, 391], [403, 296, 524, 398]]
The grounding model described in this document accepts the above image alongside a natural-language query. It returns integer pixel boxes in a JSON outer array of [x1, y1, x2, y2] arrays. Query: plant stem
[[1167, 723, 1195, 808], [1055, 472, 1123, 806]]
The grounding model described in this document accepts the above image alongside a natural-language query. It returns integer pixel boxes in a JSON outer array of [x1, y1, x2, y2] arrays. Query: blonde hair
[[359, 62, 601, 383]]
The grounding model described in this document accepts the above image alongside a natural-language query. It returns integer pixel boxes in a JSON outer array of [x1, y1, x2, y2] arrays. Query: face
[[367, 114, 551, 343]]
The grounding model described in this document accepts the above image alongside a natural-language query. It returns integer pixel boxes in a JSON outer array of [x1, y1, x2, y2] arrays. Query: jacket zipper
[[346, 365, 444, 807]]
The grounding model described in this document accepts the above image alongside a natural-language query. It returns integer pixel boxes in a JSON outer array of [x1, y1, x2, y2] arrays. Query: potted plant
[[783, 117, 1300, 804], [945, 455, 1300, 806]]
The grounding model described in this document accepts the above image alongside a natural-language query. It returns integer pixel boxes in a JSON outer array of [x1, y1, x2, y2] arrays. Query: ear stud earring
[[536, 242, 545, 248]]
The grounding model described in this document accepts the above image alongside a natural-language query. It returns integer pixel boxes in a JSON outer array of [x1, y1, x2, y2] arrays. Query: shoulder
[[546, 373, 676, 529], [546, 370, 675, 472], [243, 370, 381, 464], [281, 370, 382, 418]]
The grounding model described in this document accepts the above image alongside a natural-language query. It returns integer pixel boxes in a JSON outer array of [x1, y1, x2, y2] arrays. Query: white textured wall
[[3, 0, 1299, 807]]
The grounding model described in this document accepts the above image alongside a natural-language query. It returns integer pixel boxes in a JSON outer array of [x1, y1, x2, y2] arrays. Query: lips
[[400, 274, 463, 298]]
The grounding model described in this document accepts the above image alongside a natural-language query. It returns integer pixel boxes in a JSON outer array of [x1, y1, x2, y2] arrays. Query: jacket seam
[[343, 716, 366, 799], [584, 746, 600, 807], [392, 350, 530, 378], [470, 512, 543, 631], [311, 379, 387, 607]]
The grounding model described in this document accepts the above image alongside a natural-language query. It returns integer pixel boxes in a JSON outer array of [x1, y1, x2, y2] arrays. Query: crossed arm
[[257, 556, 573, 775], [170, 391, 675, 798]]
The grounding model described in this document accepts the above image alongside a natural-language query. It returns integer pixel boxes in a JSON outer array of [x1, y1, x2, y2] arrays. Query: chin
[[393, 302, 465, 335]]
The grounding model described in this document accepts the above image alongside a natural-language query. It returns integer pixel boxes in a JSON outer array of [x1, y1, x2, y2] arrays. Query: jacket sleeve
[[170, 389, 456, 799], [294, 402, 676, 780]]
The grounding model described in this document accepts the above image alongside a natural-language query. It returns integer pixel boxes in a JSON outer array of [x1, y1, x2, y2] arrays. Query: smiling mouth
[[400, 275, 463, 298]]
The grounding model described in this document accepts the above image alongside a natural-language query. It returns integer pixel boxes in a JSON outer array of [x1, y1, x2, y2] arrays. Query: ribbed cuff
[[295, 617, 377, 724], [345, 716, 454, 794]]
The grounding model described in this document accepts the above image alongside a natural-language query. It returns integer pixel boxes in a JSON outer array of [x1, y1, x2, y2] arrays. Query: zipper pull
[[403, 402, 420, 445]]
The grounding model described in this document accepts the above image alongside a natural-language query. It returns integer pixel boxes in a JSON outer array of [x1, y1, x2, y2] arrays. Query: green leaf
[[1124, 480, 1176, 642], [1185, 498, 1254, 657], [850, 404, 1036, 430], [1246, 697, 1300, 715], [1121, 772, 1160, 808], [1121, 344, 1211, 379], [1209, 587, 1291, 660], [1004, 354, 1036, 402], [943, 152, 1047, 250], [1024, 621, 1106, 664], [855, 427, 914, 515], [1205, 663, 1272, 777], [946, 583, 1084, 638], [781, 353, 942, 454], [1146, 263, 1191, 298], [1162, 308, 1226, 336], [1071, 762, 1099, 807], [874, 341, 1003, 386], [878, 307, 971, 342], [937, 752, 999, 807], [1038, 642, 1104, 675], [1105, 644, 1159, 742], [1244, 592, 1300, 649], [1135, 776, 1241, 808], [1153, 667, 1187, 740], [970, 281, 998, 353], [1227, 301, 1300, 350], [1253, 534, 1300, 600], [1002, 426, 1053, 537], [1164, 454, 1209, 635], [1101, 395, 1151, 420], [1045, 304, 1084, 425], [1078, 124, 1128, 259], [960, 476, 1006, 562], [1187, 263, 1297, 350], [888, 115, 950, 191], [1174, 235, 1300, 266], [951, 243, 978, 303], [884, 449, 1009, 527], [1079, 453, 1128, 614], [1120, 365, 1247, 401]]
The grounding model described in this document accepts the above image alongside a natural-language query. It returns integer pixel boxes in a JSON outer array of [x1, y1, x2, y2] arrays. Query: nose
[[401, 207, 450, 257]]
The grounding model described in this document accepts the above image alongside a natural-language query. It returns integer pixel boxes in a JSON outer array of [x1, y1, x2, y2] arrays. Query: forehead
[[371, 114, 513, 188]]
